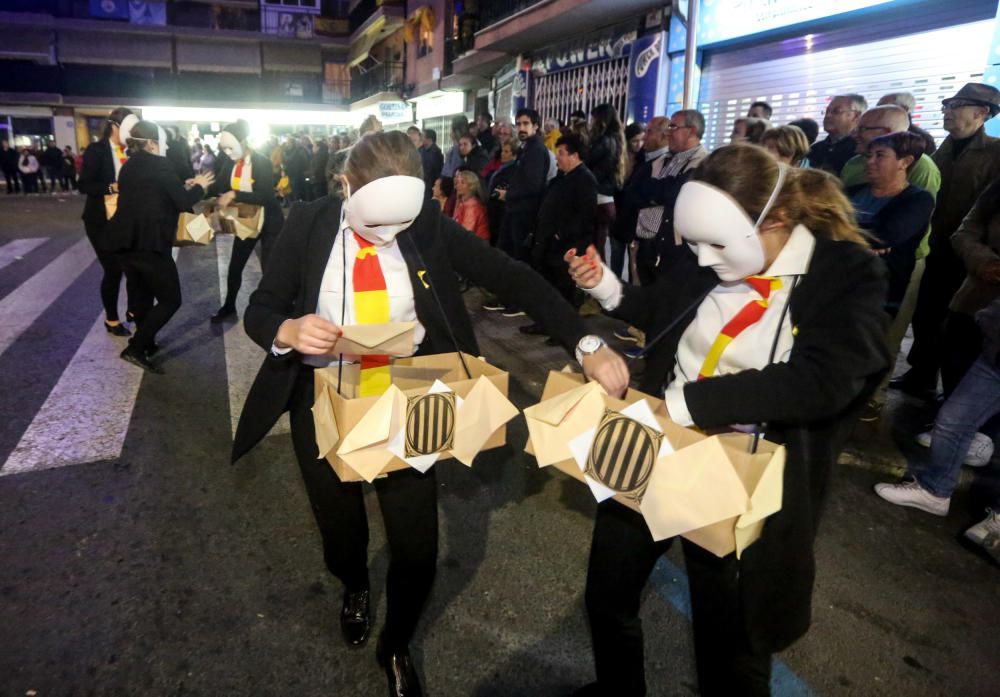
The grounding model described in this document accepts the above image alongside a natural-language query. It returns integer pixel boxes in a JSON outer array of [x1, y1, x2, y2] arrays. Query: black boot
[[340, 588, 371, 647], [120, 345, 163, 374]]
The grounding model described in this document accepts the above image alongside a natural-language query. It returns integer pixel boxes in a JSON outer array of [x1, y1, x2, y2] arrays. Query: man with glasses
[[895, 82, 1000, 402], [877, 91, 937, 156], [809, 93, 866, 174], [839, 105, 941, 421]]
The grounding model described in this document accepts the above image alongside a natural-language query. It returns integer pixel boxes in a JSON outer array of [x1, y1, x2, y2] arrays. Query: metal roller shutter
[[697, 0, 998, 150], [534, 57, 630, 126]]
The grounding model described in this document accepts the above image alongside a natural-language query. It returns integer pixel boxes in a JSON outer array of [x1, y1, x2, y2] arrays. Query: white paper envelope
[[451, 376, 519, 466], [335, 322, 417, 358], [185, 213, 213, 244]]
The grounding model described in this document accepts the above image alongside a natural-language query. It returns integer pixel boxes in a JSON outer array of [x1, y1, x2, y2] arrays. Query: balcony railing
[[349, 0, 404, 33], [479, 0, 542, 30], [350, 60, 404, 101]]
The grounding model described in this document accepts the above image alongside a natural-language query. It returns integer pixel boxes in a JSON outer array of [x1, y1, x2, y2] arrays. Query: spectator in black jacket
[[496, 108, 548, 266], [419, 128, 444, 200], [107, 120, 214, 373], [587, 103, 626, 258], [810, 93, 866, 174], [60, 146, 77, 191], [474, 112, 496, 155], [1, 139, 19, 194], [526, 133, 598, 322], [311, 139, 329, 199], [41, 141, 64, 192], [164, 127, 194, 183], [457, 133, 489, 179], [610, 120, 660, 280]]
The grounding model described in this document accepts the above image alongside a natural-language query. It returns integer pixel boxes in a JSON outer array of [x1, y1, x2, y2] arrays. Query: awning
[[0, 27, 53, 64], [176, 38, 261, 74], [262, 43, 322, 74], [58, 30, 172, 68]]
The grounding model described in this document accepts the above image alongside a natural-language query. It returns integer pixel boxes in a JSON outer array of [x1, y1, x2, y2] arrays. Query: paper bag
[[525, 370, 786, 558], [312, 353, 518, 483], [104, 193, 118, 220], [174, 212, 215, 246], [219, 203, 264, 240], [335, 322, 417, 357]]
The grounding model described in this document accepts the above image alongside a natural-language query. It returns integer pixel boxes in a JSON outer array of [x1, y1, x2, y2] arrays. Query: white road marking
[[0, 237, 48, 272]]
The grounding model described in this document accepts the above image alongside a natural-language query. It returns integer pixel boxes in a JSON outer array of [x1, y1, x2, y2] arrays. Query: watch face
[[581, 336, 601, 353]]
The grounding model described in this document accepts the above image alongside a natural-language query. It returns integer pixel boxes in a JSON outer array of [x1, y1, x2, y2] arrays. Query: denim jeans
[[910, 356, 1000, 498]]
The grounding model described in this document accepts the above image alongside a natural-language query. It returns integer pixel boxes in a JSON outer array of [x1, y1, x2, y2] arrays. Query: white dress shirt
[[231, 155, 253, 192], [281, 219, 426, 367], [587, 224, 817, 426]]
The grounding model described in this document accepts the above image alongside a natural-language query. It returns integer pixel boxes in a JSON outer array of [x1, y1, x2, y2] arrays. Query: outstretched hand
[[564, 244, 604, 289]]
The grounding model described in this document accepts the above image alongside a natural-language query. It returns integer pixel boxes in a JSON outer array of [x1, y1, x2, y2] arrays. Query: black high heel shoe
[[105, 321, 131, 337]]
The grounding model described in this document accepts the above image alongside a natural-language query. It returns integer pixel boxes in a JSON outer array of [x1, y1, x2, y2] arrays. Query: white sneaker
[[963, 509, 1000, 562], [913, 431, 995, 467], [874, 480, 950, 516]]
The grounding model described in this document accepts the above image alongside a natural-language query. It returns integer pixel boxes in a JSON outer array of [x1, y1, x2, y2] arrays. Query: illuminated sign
[[697, 0, 898, 46]]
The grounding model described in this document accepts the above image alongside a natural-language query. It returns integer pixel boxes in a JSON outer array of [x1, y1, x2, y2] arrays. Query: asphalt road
[[0, 194, 997, 697]]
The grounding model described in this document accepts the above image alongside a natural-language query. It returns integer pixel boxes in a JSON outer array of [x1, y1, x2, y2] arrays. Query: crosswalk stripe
[[1, 311, 144, 477], [0, 236, 95, 357], [0, 237, 48, 272], [215, 235, 289, 438]]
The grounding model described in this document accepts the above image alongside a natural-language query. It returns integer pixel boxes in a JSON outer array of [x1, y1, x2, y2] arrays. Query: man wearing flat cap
[[895, 82, 1000, 402]]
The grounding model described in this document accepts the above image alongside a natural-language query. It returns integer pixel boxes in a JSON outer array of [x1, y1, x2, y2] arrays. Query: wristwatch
[[575, 334, 606, 364]]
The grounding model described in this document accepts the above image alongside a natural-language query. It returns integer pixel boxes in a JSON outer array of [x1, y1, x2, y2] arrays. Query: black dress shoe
[[120, 345, 163, 374], [104, 321, 131, 337], [210, 305, 237, 323], [887, 374, 937, 401], [376, 639, 423, 697], [145, 342, 160, 357], [519, 322, 546, 335], [340, 589, 371, 647]]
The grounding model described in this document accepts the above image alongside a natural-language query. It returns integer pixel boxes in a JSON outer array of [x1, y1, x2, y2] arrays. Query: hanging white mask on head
[[155, 124, 168, 157], [673, 165, 787, 282], [343, 175, 426, 246], [118, 114, 139, 145], [218, 130, 244, 162]]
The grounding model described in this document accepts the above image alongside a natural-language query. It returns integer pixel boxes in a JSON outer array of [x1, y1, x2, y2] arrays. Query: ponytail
[[784, 168, 869, 246]]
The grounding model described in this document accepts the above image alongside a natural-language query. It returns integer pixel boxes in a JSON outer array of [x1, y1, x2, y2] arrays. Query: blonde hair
[[344, 131, 422, 190], [454, 169, 484, 203], [760, 125, 810, 166], [693, 143, 868, 246]]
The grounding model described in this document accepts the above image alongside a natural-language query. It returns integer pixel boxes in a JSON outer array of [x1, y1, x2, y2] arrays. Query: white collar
[[763, 224, 815, 277], [645, 146, 669, 162]]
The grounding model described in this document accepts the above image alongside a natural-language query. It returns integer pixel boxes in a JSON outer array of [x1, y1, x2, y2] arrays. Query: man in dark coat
[[419, 128, 444, 198], [809, 93, 865, 174], [497, 108, 549, 264], [1, 139, 19, 194]]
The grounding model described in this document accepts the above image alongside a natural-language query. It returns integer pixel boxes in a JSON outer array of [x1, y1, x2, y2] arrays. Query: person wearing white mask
[[565, 144, 890, 697], [208, 119, 284, 322], [78, 107, 141, 336], [107, 120, 214, 373], [232, 131, 629, 697]]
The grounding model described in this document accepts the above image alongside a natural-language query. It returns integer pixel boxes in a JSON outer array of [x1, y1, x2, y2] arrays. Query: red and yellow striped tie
[[697, 276, 782, 380], [113, 142, 127, 166], [353, 232, 392, 396], [231, 159, 248, 190]]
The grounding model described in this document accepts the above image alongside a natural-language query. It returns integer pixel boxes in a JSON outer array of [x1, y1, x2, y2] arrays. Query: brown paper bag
[[312, 353, 517, 483], [219, 203, 264, 240], [525, 370, 786, 558], [104, 193, 118, 220], [174, 212, 214, 246]]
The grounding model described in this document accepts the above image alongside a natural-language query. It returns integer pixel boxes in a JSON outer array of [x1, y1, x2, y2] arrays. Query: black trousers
[[117, 250, 181, 352], [84, 218, 139, 323], [634, 238, 659, 287], [288, 370, 438, 650], [222, 231, 274, 310], [906, 247, 967, 387], [940, 311, 983, 398], [2, 168, 19, 193], [585, 502, 771, 697]]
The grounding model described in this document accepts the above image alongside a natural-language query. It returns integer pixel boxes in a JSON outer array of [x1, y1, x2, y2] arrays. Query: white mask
[[673, 165, 787, 282], [132, 125, 168, 157], [219, 131, 244, 162], [343, 175, 426, 246], [118, 114, 139, 145]]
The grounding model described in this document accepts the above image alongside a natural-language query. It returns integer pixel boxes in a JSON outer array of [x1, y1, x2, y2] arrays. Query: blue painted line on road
[[650, 557, 819, 697]]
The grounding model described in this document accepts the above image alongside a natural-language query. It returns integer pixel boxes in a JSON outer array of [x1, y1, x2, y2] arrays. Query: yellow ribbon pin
[[417, 270, 430, 289]]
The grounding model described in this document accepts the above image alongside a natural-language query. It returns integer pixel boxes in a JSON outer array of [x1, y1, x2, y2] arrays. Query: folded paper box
[[525, 370, 786, 558], [312, 352, 518, 483], [175, 212, 214, 246], [204, 201, 264, 240]]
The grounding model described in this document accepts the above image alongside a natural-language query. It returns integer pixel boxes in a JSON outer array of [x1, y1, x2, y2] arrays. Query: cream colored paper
[[185, 213, 213, 243], [734, 445, 786, 556], [311, 384, 339, 460], [452, 376, 519, 466], [335, 322, 417, 358], [523, 381, 607, 466], [336, 385, 405, 482]]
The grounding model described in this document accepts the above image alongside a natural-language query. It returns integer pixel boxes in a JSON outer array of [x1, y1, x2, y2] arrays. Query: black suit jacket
[[612, 236, 890, 653], [533, 163, 598, 263], [232, 196, 592, 462], [209, 151, 284, 240], [105, 151, 205, 253], [78, 139, 118, 226]]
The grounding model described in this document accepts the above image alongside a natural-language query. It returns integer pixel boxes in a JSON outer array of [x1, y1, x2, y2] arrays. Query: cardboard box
[[174, 212, 214, 246], [312, 352, 518, 483], [525, 370, 785, 558], [216, 203, 264, 240]]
